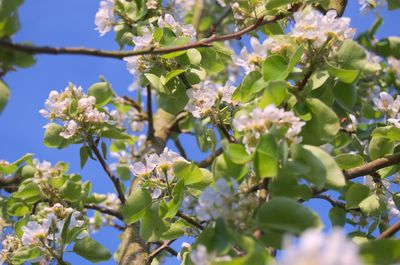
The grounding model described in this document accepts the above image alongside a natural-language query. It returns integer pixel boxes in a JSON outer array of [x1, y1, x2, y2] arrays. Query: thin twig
[[0, 5, 300, 60], [176, 211, 203, 230], [149, 240, 177, 262], [377, 219, 400, 240], [197, 147, 223, 168], [173, 138, 188, 159], [84, 203, 123, 220], [88, 138, 126, 205], [146, 86, 155, 141]]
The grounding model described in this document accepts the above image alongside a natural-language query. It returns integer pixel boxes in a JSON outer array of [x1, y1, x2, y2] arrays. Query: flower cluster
[[374, 91, 400, 128], [0, 235, 22, 264], [233, 105, 305, 153], [131, 148, 187, 198], [158, 14, 196, 40], [95, 0, 115, 36], [364, 176, 400, 218], [278, 229, 363, 265], [40, 84, 117, 139], [32, 159, 64, 183], [22, 204, 85, 246], [195, 178, 258, 229], [233, 37, 269, 74], [292, 9, 356, 48], [186, 81, 236, 118]]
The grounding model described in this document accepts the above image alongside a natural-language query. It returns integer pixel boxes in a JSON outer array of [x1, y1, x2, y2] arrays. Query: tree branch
[[173, 138, 188, 160], [377, 219, 400, 240], [0, 5, 300, 60], [344, 153, 400, 180], [84, 203, 123, 220], [197, 147, 223, 168], [88, 138, 126, 205], [176, 211, 203, 230], [146, 86, 155, 141]]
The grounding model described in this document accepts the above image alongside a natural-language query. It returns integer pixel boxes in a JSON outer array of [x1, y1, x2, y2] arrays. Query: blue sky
[[0, 1, 399, 264]]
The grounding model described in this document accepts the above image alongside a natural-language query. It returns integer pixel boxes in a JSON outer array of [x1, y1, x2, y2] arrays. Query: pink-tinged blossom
[[158, 14, 197, 40]]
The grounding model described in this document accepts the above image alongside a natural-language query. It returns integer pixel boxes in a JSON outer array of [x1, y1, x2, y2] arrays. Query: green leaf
[[87, 82, 113, 107], [346, 183, 370, 209], [187, 48, 202, 65], [257, 197, 322, 234], [122, 188, 152, 224], [291, 145, 346, 189], [259, 80, 288, 107], [43, 123, 69, 148], [157, 87, 189, 115], [144, 73, 166, 92], [263, 55, 288, 81], [360, 239, 400, 265], [212, 153, 249, 181], [265, 0, 298, 9], [164, 69, 185, 85], [223, 142, 252, 164], [13, 182, 41, 202], [371, 126, 400, 141], [101, 128, 131, 140], [304, 70, 330, 91], [336, 40, 380, 73], [374, 36, 400, 59], [79, 146, 90, 169], [388, 0, 400, 10], [335, 154, 364, 170], [329, 206, 346, 226], [117, 165, 131, 181], [140, 202, 168, 242], [359, 194, 384, 215], [61, 180, 82, 202], [326, 60, 359, 83], [232, 71, 262, 103], [368, 137, 395, 160], [73, 237, 112, 263], [0, 80, 10, 113], [254, 134, 278, 178], [12, 246, 42, 264], [332, 81, 357, 111], [301, 98, 340, 145], [173, 161, 204, 185], [165, 180, 185, 218]]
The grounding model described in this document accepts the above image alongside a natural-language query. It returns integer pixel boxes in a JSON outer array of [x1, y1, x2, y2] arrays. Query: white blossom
[[146, 0, 158, 10], [186, 81, 218, 118], [233, 37, 269, 74], [195, 178, 257, 228], [95, 0, 115, 36], [190, 245, 231, 265], [218, 82, 236, 104], [132, 27, 154, 49], [158, 14, 196, 40], [59, 120, 78, 139], [374, 91, 396, 112], [21, 221, 51, 246], [292, 9, 355, 48], [278, 228, 363, 265], [233, 105, 305, 153]]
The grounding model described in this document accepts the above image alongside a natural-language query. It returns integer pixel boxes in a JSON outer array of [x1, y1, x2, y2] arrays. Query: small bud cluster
[[40, 84, 118, 140], [233, 105, 305, 153], [374, 91, 400, 128], [131, 148, 187, 198], [186, 81, 236, 118], [278, 229, 363, 265], [359, 0, 387, 13], [0, 235, 22, 264], [195, 178, 258, 229]]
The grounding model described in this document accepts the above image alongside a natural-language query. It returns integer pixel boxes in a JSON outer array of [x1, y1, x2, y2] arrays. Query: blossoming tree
[[1, 0, 400, 264]]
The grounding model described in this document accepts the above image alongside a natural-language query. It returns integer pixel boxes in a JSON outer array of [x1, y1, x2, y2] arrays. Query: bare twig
[[146, 86, 155, 141], [88, 138, 126, 205], [197, 147, 223, 168], [377, 219, 400, 240], [149, 240, 177, 262], [176, 211, 203, 230], [0, 5, 300, 60], [84, 203, 123, 220], [173, 138, 188, 160]]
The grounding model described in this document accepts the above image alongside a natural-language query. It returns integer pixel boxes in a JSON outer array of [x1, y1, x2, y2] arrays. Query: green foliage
[[0, 80, 10, 113], [122, 188, 152, 224], [73, 237, 112, 263], [88, 82, 113, 107]]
